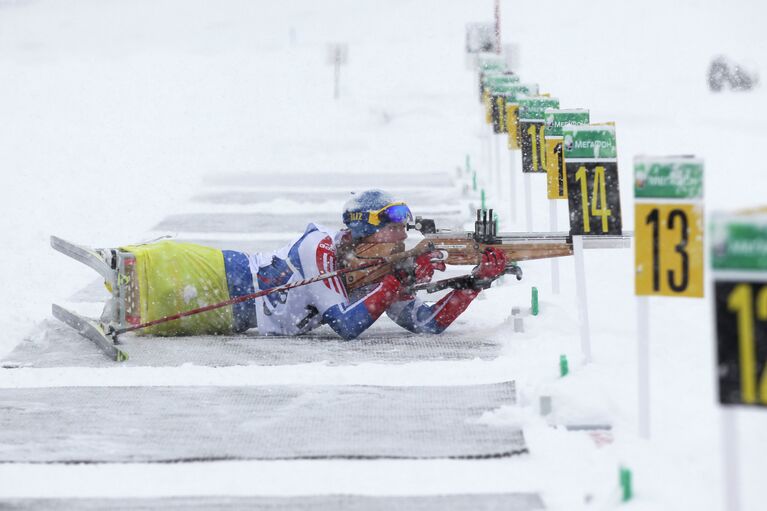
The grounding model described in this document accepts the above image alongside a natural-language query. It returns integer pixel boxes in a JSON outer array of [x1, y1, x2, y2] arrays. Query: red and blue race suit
[[220, 223, 477, 339]]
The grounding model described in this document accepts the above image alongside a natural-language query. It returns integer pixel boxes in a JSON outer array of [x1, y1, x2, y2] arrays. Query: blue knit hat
[[342, 189, 412, 240]]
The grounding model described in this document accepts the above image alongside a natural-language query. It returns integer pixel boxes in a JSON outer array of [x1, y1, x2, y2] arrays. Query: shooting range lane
[[2, 318, 501, 368], [191, 187, 460, 205], [0, 382, 525, 463], [0, 494, 545, 511], [202, 172, 456, 189], [153, 210, 464, 234], [7, 168, 543, 505]]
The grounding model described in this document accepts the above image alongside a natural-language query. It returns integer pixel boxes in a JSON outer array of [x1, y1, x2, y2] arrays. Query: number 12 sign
[[634, 156, 704, 297], [712, 214, 767, 406]]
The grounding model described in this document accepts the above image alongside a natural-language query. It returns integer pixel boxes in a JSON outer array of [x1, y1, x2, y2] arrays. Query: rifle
[[341, 208, 631, 292]]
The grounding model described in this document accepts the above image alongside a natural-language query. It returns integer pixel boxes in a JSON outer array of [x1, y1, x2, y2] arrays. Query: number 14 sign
[[563, 124, 623, 236], [634, 156, 704, 297]]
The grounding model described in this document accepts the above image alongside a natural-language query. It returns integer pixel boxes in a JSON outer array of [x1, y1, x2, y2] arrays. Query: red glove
[[474, 247, 507, 280], [365, 274, 403, 315], [413, 251, 447, 284]]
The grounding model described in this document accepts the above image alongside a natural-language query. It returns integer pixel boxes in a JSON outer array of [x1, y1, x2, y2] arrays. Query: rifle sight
[[474, 208, 498, 243], [407, 217, 436, 234]]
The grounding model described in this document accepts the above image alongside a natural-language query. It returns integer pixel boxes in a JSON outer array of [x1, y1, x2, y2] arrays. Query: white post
[[549, 200, 560, 294], [721, 408, 741, 511], [485, 128, 493, 187], [494, 0, 501, 53], [333, 51, 341, 100], [573, 235, 592, 363], [495, 135, 503, 193], [508, 149, 517, 224], [524, 173, 533, 232], [481, 130, 488, 187], [489, 131, 497, 187], [637, 295, 650, 438]]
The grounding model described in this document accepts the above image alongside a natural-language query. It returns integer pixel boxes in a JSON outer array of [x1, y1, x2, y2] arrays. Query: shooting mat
[[0, 382, 525, 463], [2, 318, 500, 368], [0, 494, 545, 510]]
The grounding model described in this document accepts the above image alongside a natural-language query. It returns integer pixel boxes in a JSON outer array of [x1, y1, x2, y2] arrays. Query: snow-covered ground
[[1, 0, 766, 509]]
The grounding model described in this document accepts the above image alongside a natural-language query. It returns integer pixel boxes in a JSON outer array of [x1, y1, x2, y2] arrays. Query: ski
[[50, 235, 116, 285], [52, 304, 128, 362]]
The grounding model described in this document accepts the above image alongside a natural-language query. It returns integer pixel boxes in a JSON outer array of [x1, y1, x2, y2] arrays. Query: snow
[[1, 0, 766, 509]]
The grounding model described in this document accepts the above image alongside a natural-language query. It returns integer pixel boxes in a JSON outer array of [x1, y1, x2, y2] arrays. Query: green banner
[[483, 73, 519, 88], [711, 214, 767, 271], [518, 97, 559, 121], [563, 125, 617, 160], [634, 156, 704, 199], [490, 83, 537, 99], [544, 109, 589, 138], [478, 54, 506, 72], [487, 82, 523, 95]]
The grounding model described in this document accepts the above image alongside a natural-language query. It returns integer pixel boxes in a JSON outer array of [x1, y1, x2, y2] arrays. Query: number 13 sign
[[634, 156, 704, 297]]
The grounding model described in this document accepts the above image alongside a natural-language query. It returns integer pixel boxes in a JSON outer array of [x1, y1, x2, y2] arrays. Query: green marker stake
[[481, 189, 486, 210], [559, 354, 569, 377], [531, 287, 539, 316], [472, 171, 477, 191], [465, 154, 471, 174], [620, 467, 633, 502]]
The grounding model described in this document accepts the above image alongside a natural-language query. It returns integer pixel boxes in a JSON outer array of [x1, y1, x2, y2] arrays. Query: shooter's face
[[363, 223, 407, 244]]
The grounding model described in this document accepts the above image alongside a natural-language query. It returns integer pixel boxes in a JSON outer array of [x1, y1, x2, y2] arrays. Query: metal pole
[[495, 136, 503, 192], [508, 148, 517, 224], [487, 126, 494, 187], [573, 235, 592, 363], [494, 0, 501, 53], [637, 296, 650, 438], [524, 173, 533, 231], [334, 51, 340, 100], [721, 408, 741, 511], [549, 200, 560, 294]]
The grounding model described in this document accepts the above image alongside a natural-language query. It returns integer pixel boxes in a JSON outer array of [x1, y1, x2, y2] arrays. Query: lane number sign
[[544, 109, 589, 200], [519, 96, 559, 173], [634, 156, 704, 297], [712, 215, 767, 406], [563, 124, 622, 235], [486, 83, 539, 146]]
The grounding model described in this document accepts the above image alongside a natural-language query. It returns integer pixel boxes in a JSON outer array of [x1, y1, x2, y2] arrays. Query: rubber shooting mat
[[202, 172, 456, 189], [0, 382, 525, 463], [0, 494, 545, 510], [153, 211, 463, 234], [2, 319, 500, 368]]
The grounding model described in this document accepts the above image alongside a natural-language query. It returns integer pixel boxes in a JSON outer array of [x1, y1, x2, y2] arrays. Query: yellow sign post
[[633, 155, 704, 440]]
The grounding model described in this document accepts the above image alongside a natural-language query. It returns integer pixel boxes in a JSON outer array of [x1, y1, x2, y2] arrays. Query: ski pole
[[111, 259, 387, 337]]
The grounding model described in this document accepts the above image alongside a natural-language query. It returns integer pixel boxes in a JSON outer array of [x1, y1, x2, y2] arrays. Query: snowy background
[[1, 0, 766, 509]]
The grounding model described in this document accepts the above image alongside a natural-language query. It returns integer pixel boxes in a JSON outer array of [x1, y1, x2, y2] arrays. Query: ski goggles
[[344, 201, 413, 226]]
